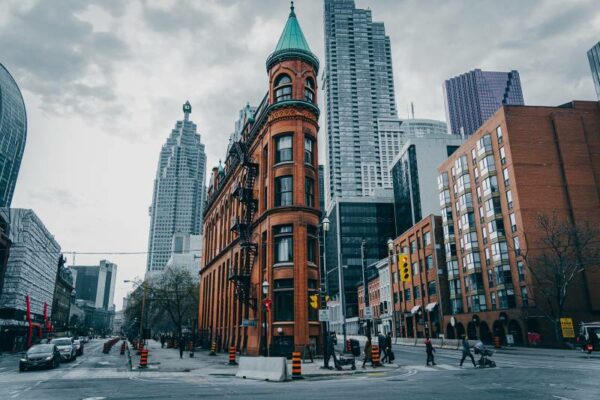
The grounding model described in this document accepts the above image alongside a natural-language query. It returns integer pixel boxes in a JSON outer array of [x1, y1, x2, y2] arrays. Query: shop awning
[[425, 302, 438, 312], [410, 305, 421, 315]]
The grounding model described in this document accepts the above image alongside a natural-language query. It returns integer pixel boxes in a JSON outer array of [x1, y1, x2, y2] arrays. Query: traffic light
[[309, 294, 319, 309], [399, 254, 411, 282]]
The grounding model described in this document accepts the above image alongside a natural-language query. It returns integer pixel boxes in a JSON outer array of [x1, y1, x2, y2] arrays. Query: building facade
[[437, 101, 600, 345], [323, 0, 398, 198], [588, 41, 600, 100], [390, 215, 449, 339], [443, 69, 524, 137], [146, 101, 207, 276], [0, 63, 27, 208], [356, 258, 394, 336], [0, 210, 11, 300], [71, 260, 117, 311], [51, 256, 74, 333], [164, 233, 202, 280], [198, 4, 321, 357], [0, 209, 61, 351], [390, 134, 464, 236]]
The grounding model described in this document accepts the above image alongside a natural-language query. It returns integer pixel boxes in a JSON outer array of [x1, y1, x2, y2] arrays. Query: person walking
[[425, 336, 436, 366], [377, 333, 386, 360], [160, 334, 166, 349], [381, 332, 393, 364], [459, 335, 477, 368], [179, 336, 185, 359], [324, 331, 339, 370], [362, 338, 372, 369]]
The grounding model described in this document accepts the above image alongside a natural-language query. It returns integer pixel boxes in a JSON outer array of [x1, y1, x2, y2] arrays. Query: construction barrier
[[228, 346, 237, 365], [120, 341, 126, 355], [235, 356, 288, 382], [209, 341, 217, 356], [137, 341, 144, 355], [102, 337, 120, 354], [371, 344, 381, 367], [494, 336, 501, 349], [345, 339, 352, 353], [139, 349, 148, 368], [291, 352, 303, 379]]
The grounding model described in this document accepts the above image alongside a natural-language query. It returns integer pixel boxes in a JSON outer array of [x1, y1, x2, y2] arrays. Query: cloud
[[26, 187, 82, 208]]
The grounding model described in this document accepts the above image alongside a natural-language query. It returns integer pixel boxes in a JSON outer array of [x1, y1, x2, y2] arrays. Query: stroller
[[334, 339, 360, 370], [473, 341, 496, 368]]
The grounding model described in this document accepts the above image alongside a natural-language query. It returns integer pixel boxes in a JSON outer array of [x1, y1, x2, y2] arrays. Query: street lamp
[[387, 238, 396, 337], [361, 238, 371, 340], [320, 217, 330, 364], [262, 280, 269, 357]]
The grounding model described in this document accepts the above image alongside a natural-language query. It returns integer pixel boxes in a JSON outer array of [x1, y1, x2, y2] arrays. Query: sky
[[1, 0, 599, 310]]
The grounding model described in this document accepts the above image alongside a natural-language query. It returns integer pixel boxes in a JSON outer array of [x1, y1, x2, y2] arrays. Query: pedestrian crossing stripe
[[404, 364, 470, 372]]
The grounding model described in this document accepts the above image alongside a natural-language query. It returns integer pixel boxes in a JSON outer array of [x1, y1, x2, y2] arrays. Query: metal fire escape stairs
[[228, 140, 259, 311]]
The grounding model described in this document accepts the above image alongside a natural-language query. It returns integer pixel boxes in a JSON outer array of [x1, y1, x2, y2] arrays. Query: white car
[[50, 337, 77, 362]]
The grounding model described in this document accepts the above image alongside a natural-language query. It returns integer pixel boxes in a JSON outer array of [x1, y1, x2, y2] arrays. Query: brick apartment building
[[198, 5, 322, 357], [437, 101, 600, 346]]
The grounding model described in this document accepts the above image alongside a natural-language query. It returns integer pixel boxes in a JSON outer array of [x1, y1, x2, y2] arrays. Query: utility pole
[[361, 238, 371, 339]]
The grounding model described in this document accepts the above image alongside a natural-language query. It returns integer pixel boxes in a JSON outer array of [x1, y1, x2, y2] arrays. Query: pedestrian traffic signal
[[309, 294, 319, 309], [399, 254, 411, 282]]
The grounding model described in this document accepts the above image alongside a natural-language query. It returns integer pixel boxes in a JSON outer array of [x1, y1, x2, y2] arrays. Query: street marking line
[[435, 364, 461, 371]]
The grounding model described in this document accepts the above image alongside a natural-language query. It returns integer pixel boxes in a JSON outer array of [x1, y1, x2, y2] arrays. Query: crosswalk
[[402, 363, 499, 372]]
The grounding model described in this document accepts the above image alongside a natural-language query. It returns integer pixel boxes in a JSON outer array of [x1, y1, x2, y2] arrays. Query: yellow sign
[[560, 317, 575, 338], [398, 254, 411, 283]]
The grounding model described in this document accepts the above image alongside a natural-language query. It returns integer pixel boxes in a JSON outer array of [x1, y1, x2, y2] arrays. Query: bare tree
[[522, 213, 600, 343]]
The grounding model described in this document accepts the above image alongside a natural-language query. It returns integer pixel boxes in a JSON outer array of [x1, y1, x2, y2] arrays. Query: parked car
[[73, 339, 84, 356], [50, 337, 77, 362], [19, 344, 61, 372], [577, 322, 600, 353]]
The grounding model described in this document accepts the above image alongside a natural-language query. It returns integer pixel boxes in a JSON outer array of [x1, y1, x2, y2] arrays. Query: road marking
[[552, 396, 574, 400]]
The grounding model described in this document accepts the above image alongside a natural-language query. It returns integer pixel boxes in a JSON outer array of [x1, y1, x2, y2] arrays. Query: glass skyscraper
[[443, 69, 524, 137], [0, 63, 27, 207], [323, 0, 397, 199], [146, 101, 207, 276], [588, 41, 600, 100]]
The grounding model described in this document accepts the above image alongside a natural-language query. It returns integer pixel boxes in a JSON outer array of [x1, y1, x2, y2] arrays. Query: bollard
[[494, 336, 501, 349], [371, 344, 381, 367], [209, 341, 217, 356], [345, 339, 352, 353], [228, 346, 237, 365], [120, 341, 126, 355], [292, 351, 303, 379], [139, 349, 148, 368]]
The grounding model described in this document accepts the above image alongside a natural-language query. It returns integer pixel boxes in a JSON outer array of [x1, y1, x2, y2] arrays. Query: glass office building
[[0, 63, 27, 207], [588, 41, 600, 100]]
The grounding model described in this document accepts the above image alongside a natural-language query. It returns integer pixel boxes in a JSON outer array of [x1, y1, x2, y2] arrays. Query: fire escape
[[229, 139, 259, 311]]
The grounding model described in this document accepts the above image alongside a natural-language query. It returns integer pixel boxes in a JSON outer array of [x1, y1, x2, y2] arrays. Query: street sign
[[364, 306, 373, 319], [506, 334, 514, 345], [318, 309, 329, 322], [560, 317, 575, 338], [450, 316, 456, 327]]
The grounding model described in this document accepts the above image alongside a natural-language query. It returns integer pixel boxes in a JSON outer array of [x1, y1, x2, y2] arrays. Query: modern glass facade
[[443, 69, 524, 137], [146, 102, 207, 275], [323, 0, 397, 198], [588, 41, 600, 100], [0, 64, 27, 207]]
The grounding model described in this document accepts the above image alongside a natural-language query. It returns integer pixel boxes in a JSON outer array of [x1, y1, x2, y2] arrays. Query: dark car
[[20, 344, 61, 372]]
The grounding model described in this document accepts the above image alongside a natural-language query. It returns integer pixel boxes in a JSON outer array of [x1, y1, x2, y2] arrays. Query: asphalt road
[[1, 339, 599, 400]]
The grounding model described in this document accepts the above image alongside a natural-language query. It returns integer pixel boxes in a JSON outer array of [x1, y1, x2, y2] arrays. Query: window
[[506, 190, 513, 209], [305, 177, 314, 207], [307, 226, 317, 264], [424, 232, 431, 246], [521, 287, 529, 307], [410, 240, 417, 253], [509, 213, 517, 232], [513, 236, 521, 256], [304, 78, 315, 103], [517, 261, 525, 282], [404, 290, 411, 301], [414, 286, 420, 299], [275, 135, 293, 163], [498, 289, 516, 309], [499, 147, 506, 165], [496, 125, 503, 144], [428, 281, 437, 296], [274, 279, 294, 321], [491, 292, 497, 310], [275, 176, 293, 206], [470, 295, 487, 312], [412, 262, 420, 275], [308, 279, 318, 320], [304, 137, 314, 164], [451, 299, 463, 314], [274, 225, 293, 263], [488, 269, 494, 288], [503, 168, 510, 187], [426, 255, 433, 272], [274, 74, 292, 102]]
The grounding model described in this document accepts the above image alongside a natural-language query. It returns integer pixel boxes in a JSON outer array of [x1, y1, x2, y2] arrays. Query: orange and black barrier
[[292, 351, 303, 379], [345, 339, 352, 353], [494, 336, 501, 349], [139, 349, 148, 368], [228, 346, 237, 365], [209, 341, 217, 356], [371, 344, 381, 367]]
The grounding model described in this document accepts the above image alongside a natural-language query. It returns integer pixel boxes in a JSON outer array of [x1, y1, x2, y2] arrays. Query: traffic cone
[[292, 352, 303, 379], [209, 341, 217, 356], [371, 345, 381, 367], [228, 346, 237, 365], [139, 349, 148, 368]]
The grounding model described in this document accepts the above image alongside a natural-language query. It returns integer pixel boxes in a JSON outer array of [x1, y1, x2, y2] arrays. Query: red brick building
[[198, 5, 321, 357], [437, 101, 600, 345]]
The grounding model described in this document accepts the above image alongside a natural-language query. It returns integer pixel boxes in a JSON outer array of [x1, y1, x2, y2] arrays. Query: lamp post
[[262, 280, 269, 357], [321, 217, 330, 362], [361, 238, 371, 340], [387, 238, 396, 337]]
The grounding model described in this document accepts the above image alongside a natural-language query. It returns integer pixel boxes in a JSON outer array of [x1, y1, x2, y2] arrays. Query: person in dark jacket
[[425, 336, 436, 366], [324, 332, 339, 369], [179, 337, 185, 359], [362, 338, 372, 368], [459, 336, 477, 367], [377, 334, 386, 359], [160, 334, 166, 349], [381, 332, 393, 363]]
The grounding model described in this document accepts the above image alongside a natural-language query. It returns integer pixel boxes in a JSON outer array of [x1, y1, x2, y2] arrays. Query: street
[[1, 339, 599, 400]]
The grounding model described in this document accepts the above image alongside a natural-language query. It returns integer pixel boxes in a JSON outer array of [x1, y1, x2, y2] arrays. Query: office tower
[[71, 260, 117, 311], [164, 233, 202, 280], [588, 41, 600, 100], [390, 134, 464, 235], [0, 64, 27, 207], [444, 69, 524, 136], [146, 102, 207, 276], [324, 0, 398, 198]]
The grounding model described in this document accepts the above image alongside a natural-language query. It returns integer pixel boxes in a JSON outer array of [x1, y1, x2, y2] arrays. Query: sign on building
[[560, 317, 575, 338], [318, 309, 330, 322], [364, 307, 373, 320]]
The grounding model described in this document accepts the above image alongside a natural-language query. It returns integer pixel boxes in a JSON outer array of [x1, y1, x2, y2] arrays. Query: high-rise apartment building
[[146, 102, 207, 276], [588, 41, 600, 100], [323, 0, 397, 198], [437, 101, 600, 346], [0, 63, 27, 207], [444, 69, 524, 137]]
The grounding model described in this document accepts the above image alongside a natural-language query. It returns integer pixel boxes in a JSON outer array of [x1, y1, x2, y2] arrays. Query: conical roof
[[266, 2, 319, 72]]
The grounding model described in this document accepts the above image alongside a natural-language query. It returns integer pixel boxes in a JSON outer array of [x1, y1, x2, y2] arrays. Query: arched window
[[304, 78, 315, 103], [274, 74, 292, 102]]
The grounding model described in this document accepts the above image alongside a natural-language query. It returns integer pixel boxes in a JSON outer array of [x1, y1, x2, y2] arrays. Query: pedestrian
[[381, 332, 393, 363], [325, 331, 339, 370], [179, 336, 185, 359], [362, 338, 372, 369], [377, 333, 386, 360], [459, 335, 477, 368], [425, 335, 436, 366], [160, 334, 166, 349]]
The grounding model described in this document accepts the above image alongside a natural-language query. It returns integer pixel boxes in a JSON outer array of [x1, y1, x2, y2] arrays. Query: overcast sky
[[2, 0, 599, 310]]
